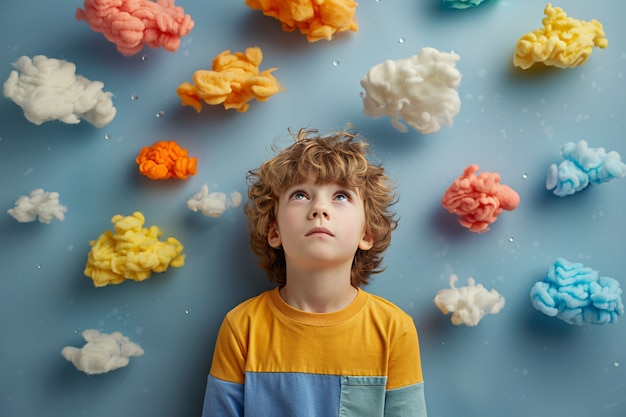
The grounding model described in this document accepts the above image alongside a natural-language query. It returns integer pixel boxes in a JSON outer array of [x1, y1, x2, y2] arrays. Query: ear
[[358, 229, 374, 251], [268, 223, 282, 248]]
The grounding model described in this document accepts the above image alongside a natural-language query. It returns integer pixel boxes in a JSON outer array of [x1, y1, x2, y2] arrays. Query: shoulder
[[361, 291, 416, 330], [224, 289, 274, 324], [363, 291, 412, 318]]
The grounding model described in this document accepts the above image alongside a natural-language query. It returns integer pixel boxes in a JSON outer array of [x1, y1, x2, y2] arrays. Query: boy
[[202, 127, 427, 417]]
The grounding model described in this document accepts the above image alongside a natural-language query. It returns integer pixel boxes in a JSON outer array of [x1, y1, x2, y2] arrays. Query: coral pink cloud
[[76, 0, 194, 56], [442, 164, 520, 233]]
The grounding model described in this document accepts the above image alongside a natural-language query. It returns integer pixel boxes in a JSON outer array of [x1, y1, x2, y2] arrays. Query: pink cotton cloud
[[76, 0, 194, 56], [442, 164, 520, 233]]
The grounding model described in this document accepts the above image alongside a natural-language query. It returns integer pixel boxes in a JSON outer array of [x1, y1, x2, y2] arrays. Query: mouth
[[306, 227, 334, 237]]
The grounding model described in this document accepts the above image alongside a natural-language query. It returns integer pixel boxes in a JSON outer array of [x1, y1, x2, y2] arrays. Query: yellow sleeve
[[209, 316, 247, 384], [387, 317, 424, 390]]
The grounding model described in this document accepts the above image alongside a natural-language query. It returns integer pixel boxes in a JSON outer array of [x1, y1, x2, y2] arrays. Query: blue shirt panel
[[203, 373, 426, 417], [245, 372, 342, 417]]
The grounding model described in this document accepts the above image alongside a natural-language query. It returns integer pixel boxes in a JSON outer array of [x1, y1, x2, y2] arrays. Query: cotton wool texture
[[84, 212, 185, 287], [441, 164, 520, 233], [434, 275, 505, 326], [8, 189, 67, 224], [3, 55, 116, 127], [187, 184, 242, 218], [513, 3, 608, 69], [546, 140, 626, 197], [360, 47, 462, 134], [76, 0, 194, 56], [136, 140, 198, 180], [61, 329, 144, 375], [177, 47, 281, 113], [245, 0, 358, 42], [530, 258, 624, 326]]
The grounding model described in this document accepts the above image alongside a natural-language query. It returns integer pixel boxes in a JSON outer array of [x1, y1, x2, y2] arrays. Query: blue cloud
[[530, 258, 624, 325], [546, 140, 626, 197], [442, 0, 490, 9]]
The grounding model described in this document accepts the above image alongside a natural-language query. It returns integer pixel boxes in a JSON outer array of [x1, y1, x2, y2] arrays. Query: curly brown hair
[[244, 127, 398, 287]]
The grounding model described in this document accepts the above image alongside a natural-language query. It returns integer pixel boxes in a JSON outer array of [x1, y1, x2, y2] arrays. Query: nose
[[310, 209, 329, 219], [309, 199, 329, 220]]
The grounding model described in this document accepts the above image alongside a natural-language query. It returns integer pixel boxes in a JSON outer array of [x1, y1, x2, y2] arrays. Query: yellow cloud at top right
[[513, 3, 608, 70]]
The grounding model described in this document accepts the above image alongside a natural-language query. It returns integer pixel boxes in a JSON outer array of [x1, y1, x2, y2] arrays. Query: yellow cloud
[[84, 212, 185, 287], [514, 3, 608, 69]]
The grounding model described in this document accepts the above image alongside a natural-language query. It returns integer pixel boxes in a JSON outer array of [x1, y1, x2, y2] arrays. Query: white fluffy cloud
[[360, 47, 462, 134], [434, 274, 505, 326], [187, 183, 242, 218], [3, 55, 116, 127], [8, 188, 67, 223], [61, 329, 144, 375]]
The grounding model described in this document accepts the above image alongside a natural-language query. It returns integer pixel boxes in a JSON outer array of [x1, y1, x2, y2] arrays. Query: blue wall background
[[1, 1, 624, 416]]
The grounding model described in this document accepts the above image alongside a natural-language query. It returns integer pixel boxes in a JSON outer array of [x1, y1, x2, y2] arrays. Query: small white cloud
[[8, 188, 67, 223], [187, 183, 242, 218], [61, 329, 144, 375], [3, 55, 116, 127], [230, 191, 242, 208], [434, 274, 505, 326]]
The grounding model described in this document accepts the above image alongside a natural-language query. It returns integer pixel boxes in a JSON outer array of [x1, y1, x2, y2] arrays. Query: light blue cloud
[[442, 0, 490, 9], [530, 258, 624, 325], [546, 140, 626, 197]]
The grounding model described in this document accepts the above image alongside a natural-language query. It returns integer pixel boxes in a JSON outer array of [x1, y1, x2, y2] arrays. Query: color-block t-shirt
[[202, 287, 427, 417]]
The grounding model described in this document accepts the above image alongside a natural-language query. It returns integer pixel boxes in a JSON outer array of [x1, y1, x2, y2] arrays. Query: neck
[[280, 263, 357, 313]]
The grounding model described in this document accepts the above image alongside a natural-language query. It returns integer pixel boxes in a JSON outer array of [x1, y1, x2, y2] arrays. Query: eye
[[290, 190, 308, 200], [334, 190, 353, 202]]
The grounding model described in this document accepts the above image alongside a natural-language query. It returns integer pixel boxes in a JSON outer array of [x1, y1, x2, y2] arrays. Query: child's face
[[268, 177, 374, 270]]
